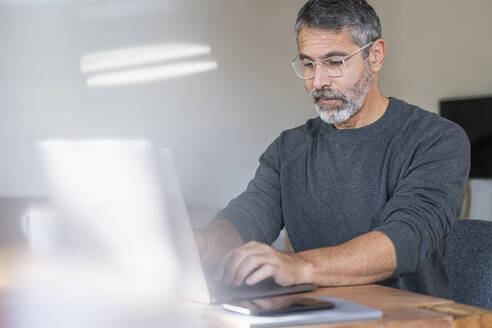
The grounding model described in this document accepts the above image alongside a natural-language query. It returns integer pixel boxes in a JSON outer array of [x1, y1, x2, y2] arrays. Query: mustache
[[310, 89, 348, 103]]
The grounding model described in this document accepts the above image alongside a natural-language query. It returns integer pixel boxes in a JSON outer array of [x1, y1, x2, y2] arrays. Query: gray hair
[[295, 0, 382, 58]]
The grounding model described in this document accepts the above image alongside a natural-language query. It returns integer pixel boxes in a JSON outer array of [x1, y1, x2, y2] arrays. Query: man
[[196, 0, 470, 298]]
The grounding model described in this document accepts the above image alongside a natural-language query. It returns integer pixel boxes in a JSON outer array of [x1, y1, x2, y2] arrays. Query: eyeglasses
[[291, 42, 374, 79]]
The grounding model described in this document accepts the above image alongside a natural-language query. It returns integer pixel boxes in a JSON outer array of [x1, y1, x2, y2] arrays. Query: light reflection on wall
[[81, 43, 212, 73], [80, 43, 218, 87], [87, 61, 218, 87]]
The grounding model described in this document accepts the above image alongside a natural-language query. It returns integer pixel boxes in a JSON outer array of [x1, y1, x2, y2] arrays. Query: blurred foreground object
[[0, 140, 206, 327]]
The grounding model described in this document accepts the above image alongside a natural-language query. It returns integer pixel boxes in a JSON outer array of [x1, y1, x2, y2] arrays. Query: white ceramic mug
[[21, 208, 58, 254]]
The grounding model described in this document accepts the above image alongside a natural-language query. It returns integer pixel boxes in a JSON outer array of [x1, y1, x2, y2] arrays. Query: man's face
[[298, 28, 374, 124]]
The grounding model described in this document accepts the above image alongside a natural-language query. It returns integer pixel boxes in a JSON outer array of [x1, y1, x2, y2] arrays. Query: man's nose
[[312, 63, 334, 90]]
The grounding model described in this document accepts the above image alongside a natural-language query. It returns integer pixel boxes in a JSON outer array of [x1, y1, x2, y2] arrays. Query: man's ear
[[369, 39, 386, 73]]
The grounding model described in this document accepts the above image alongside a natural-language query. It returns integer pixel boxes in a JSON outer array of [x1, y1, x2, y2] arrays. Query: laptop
[[39, 140, 316, 304]]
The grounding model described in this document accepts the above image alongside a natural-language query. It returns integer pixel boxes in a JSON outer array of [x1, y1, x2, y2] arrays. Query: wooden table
[[309, 285, 492, 328], [202, 285, 492, 328]]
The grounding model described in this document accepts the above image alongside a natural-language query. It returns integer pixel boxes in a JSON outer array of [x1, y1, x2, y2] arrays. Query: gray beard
[[311, 63, 374, 124], [315, 100, 357, 124]]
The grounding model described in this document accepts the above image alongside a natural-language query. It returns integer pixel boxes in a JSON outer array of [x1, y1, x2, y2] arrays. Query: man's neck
[[334, 88, 389, 130]]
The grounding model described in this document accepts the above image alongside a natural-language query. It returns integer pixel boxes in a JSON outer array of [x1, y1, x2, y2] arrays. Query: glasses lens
[[292, 57, 345, 79], [293, 59, 315, 79], [322, 57, 345, 77]]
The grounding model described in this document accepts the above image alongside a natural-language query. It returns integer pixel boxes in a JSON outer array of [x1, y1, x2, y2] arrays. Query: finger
[[216, 249, 235, 281], [232, 254, 268, 287], [223, 249, 260, 285], [222, 244, 265, 284], [245, 264, 275, 286], [217, 242, 268, 283]]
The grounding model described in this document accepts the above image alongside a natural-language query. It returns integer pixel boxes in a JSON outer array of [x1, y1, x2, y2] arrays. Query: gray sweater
[[219, 97, 470, 298]]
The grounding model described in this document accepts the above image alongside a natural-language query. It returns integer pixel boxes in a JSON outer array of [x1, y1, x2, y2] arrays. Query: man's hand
[[197, 224, 396, 288], [193, 219, 243, 268], [216, 241, 313, 287]]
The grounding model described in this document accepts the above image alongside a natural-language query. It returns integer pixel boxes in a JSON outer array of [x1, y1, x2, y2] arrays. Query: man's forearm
[[297, 231, 397, 286]]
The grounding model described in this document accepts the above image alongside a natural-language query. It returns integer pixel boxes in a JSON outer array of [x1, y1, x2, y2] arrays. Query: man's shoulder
[[262, 117, 321, 165], [274, 117, 324, 150], [391, 98, 467, 140], [279, 117, 324, 139]]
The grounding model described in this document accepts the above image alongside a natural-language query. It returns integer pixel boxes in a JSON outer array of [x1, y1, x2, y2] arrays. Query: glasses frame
[[291, 41, 374, 80]]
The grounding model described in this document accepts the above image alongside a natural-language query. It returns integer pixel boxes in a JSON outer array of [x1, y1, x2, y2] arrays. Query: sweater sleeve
[[374, 124, 470, 276], [217, 138, 284, 244]]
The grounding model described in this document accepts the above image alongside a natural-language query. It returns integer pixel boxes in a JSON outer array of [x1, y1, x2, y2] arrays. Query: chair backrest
[[445, 219, 492, 310]]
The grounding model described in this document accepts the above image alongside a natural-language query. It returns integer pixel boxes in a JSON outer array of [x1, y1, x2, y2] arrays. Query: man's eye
[[326, 59, 343, 66], [303, 62, 315, 68]]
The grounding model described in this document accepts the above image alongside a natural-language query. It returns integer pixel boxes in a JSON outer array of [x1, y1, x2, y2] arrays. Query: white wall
[[469, 179, 492, 220], [368, 0, 492, 220], [0, 0, 312, 213], [368, 0, 492, 113]]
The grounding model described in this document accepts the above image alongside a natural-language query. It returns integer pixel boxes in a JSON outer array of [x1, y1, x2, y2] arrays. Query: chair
[[445, 219, 492, 310]]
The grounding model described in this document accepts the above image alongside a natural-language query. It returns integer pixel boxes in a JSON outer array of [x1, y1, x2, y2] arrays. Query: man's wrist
[[294, 252, 316, 285]]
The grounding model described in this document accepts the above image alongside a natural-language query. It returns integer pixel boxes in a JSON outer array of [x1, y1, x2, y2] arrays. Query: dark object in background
[[440, 96, 492, 178]]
